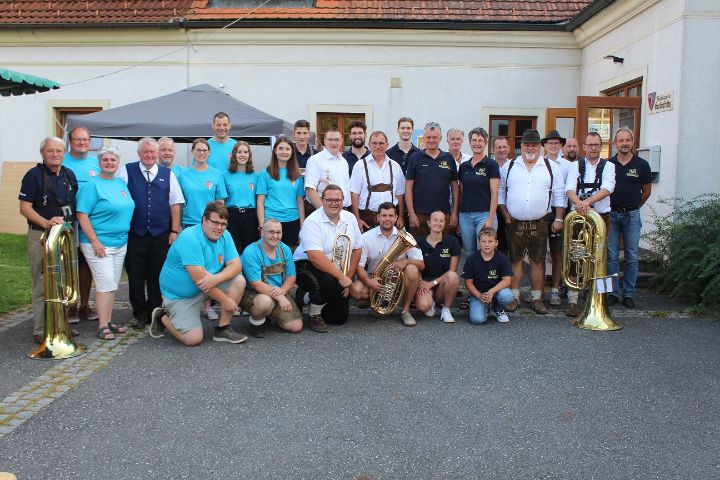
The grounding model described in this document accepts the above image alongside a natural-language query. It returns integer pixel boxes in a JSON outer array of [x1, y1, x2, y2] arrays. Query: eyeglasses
[[323, 198, 343, 204], [194, 149, 210, 153], [325, 137, 342, 143], [204, 218, 228, 228], [262, 229, 282, 236]]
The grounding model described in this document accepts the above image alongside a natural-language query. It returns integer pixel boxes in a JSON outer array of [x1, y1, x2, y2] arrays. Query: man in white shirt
[[542, 130, 573, 307], [350, 202, 424, 327], [563, 131, 616, 317], [293, 185, 362, 332], [350, 131, 406, 232], [305, 129, 351, 209], [498, 129, 566, 314]]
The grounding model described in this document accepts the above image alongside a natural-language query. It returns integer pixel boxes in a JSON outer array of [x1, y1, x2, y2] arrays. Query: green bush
[[0, 233, 32, 315], [643, 194, 720, 309]]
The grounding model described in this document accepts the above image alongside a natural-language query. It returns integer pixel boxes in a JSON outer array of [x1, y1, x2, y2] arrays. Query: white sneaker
[[496, 310, 510, 323], [440, 307, 455, 323], [424, 302, 436, 317], [205, 308, 219, 321], [549, 290, 561, 306]]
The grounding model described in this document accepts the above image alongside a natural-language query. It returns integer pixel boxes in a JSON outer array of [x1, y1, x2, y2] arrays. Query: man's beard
[[566, 152, 578, 161], [352, 138, 364, 148], [522, 152, 539, 162]]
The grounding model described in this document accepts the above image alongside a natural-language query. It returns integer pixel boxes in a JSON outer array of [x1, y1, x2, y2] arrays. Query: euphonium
[[332, 227, 352, 276], [562, 210, 622, 331], [370, 229, 417, 316], [28, 222, 86, 359]]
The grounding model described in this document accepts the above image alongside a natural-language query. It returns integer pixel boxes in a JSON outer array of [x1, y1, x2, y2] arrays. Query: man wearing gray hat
[[498, 129, 566, 314]]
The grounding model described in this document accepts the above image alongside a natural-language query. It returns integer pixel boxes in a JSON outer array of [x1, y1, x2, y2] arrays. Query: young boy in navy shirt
[[462, 227, 514, 324]]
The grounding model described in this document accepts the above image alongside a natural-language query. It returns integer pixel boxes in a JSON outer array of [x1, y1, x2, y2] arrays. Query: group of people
[[19, 112, 651, 346]]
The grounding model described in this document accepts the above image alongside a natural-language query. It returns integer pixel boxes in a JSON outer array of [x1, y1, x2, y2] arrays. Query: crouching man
[[350, 202, 424, 326], [240, 219, 303, 337], [151, 201, 247, 346]]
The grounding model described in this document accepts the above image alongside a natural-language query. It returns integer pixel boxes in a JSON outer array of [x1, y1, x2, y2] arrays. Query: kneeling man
[[351, 202, 424, 326], [240, 219, 303, 337], [152, 201, 247, 346]]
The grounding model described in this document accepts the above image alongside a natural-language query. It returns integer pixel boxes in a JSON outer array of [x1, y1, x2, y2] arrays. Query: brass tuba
[[370, 229, 417, 316], [332, 227, 352, 276], [28, 222, 86, 359], [562, 211, 622, 331]]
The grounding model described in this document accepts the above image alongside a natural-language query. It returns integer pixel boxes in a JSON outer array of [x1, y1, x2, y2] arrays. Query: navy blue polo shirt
[[458, 156, 500, 212], [294, 144, 318, 169], [387, 143, 421, 174], [417, 234, 461, 281], [609, 154, 652, 209], [461, 250, 513, 292], [18, 164, 78, 223], [343, 147, 369, 175], [406, 150, 458, 214]]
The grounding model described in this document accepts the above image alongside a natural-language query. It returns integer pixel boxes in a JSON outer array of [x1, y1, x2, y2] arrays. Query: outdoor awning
[[0, 67, 60, 96]]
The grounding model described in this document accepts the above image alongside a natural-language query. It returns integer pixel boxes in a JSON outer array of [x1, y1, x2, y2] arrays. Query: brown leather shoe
[[565, 303, 579, 317], [531, 299, 548, 314], [505, 298, 521, 312], [307, 314, 328, 333]]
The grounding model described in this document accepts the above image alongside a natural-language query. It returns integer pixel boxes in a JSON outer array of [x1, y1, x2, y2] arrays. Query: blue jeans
[[469, 288, 514, 324], [607, 209, 642, 299], [459, 211, 498, 254]]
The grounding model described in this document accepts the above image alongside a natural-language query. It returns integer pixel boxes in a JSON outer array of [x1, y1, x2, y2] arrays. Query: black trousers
[[295, 260, 349, 325], [227, 207, 260, 254], [125, 232, 170, 322]]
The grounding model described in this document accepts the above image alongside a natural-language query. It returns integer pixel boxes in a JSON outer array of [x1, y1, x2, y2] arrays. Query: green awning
[[0, 67, 60, 97]]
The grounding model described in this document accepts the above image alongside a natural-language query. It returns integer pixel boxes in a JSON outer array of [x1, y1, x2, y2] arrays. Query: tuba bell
[[28, 222, 86, 359], [370, 229, 417, 316], [562, 210, 622, 331]]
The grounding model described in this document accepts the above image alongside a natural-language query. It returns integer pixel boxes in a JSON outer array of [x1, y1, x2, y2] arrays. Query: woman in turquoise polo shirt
[[76, 147, 135, 340], [179, 138, 228, 228], [223, 140, 260, 252], [256, 136, 305, 247]]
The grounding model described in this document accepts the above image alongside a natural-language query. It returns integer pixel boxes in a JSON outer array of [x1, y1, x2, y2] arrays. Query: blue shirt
[[386, 143, 421, 174], [458, 156, 500, 212], [160, 225, 239, 300], [406, 150, 458, 214], [179, 167, 228, 226], [461, 250, 513, 292], [207, 138, 237, 172], [76, 176, 135, 247], [63, 153, 100, 188], [241, 240, 296, 288], [18, 164, 78, 223], [609, 154, 652, 209], [417, 234, 461, 281], [256, 168, 305, 222], [171, 164, 186, 179], [223, 170, 259, 208]]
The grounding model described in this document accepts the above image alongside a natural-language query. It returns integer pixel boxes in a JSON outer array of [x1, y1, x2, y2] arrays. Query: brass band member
[[293, 184, 362, 333], [239, 219, 303, 338], [350, 202, 424, 326], [349, 131, 406, 232]]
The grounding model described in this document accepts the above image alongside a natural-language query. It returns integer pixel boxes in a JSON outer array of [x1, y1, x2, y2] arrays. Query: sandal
[[106, 322, 127, 334], [96, 326, 116, 340]]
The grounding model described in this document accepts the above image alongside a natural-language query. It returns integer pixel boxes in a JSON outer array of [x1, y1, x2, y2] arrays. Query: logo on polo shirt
[[120, 191, 128, 198], [217, 254, 224, 265], [440, 248, 450, 258], [476, 168, 487, 176], [488, 269, 498, 280], [627, 168, 639, 178], [89, 170, 96, 177], [249, 183, 254, 191], [206, 181, 213, 189], [439, 161, 450, 169]]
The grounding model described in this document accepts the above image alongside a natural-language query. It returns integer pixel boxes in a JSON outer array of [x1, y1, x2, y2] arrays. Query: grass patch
[[0, 233, 31, 315]]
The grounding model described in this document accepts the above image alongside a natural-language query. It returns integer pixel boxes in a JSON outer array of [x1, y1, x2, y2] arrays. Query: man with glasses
[[152, 201, 247, 345], [293, 185, 362, 332], [499, 129, 566, 315], [239, 219, 303, 337], [405, 122, 459, 238], [63, 126, 101, 323], [305, 128, 351, 209], [563, 131, 616, 317], [350, 131, 406, 232], [117, 137, 185, 329]]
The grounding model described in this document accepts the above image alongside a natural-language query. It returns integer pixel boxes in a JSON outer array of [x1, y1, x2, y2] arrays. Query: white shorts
[[79, 242, 127, 292]]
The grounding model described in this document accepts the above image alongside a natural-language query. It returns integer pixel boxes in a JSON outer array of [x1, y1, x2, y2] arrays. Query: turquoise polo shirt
[[207, 138, 237, 172], [179, 166, 228, 226], [76, 176, 135, 247], [160, 225, 239, 300], [63, 153, 100, 188], [223, 170, 259, 209], [256, 168, 305, 222], [241, 240, 295, 288]]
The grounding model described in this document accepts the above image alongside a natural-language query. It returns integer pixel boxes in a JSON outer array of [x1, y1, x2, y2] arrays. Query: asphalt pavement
[[0, 283, 718, 480]]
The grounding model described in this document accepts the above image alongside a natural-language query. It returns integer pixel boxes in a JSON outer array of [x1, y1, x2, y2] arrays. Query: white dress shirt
[[499, 156, 565, 221], [293, 208, 362, 262], [117, 162, 185, 206], [349, 155, 406, 212], [304, 149, 351, 207], [565, 158, 616, 214], [547, 156, 573, 205], [359, 226, 423, 274]]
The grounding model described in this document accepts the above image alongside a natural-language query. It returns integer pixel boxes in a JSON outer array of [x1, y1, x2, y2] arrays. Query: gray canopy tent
[[66, 83, 293, 144]]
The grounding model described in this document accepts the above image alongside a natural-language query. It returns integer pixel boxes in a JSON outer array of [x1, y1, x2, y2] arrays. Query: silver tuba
[[370, 229, 417, 316]]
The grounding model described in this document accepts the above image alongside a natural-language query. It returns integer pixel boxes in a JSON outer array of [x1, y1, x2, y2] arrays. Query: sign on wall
[[647, 91, 673, 114]]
